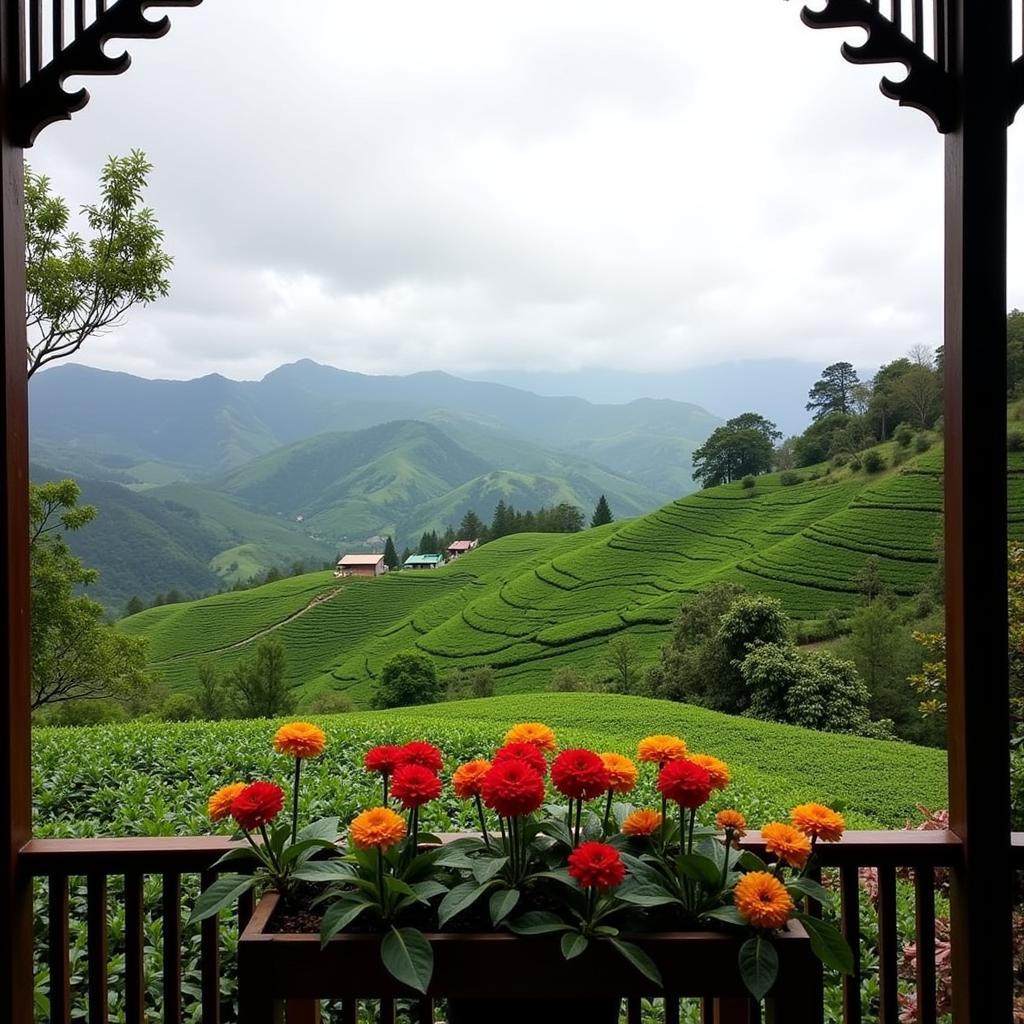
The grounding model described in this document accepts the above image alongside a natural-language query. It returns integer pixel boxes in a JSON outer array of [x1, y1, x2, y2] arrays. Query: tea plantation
[[120, 441, 1016, 706]]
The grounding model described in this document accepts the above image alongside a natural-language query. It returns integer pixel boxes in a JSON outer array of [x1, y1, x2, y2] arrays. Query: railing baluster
[[29, 0, 41, 75], [200, 870, 221, 1024], [51, 0, 62, 60], [914, 866, 937, 1024], [626, 996, 642, 1024], [74, 0, 85, 36], [806, 865, 825, 1024], [877, 866, 899, 1024], [934, 0, 947, 69], [339, 999, 357, 1024], [238, 887, 255, 931], [416, 998, 433, 1023], [124, 873, 145, 1024], [86, 873, 108, 1024], [48, 874, 71, 1024], [379, 997, 396, 1024], [891, 0, 902, 31], [162, 873, 182, 1024], [913, 0, 925, 46], [839, 865, 862, 1024], [665, 995, 681, 1024]]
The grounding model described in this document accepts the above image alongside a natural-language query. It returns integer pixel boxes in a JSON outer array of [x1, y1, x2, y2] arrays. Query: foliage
[[25, 152, 172, 377], [601, 635, 645, 694], [226, 638, 294, 718], [195, 661, 226, 721], [862, 450, 886, 474], [373, 652, 442, 709], [444, 665, 497, 700], [779, 470, 801, 486], [691, 414, 776, 487], [591, 494, 614, 528], [383, 536, 399, 570], [792, 412, 854, 467], [806, 362, 860, 420], [30, 480, 152, 711]]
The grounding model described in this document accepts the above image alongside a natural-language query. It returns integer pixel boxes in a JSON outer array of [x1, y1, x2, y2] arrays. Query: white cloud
[[29, 0, 1021, 382]]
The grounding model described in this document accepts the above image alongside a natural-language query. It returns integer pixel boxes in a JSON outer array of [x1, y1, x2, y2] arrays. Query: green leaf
[[676, 854, 722, 889], [472, 857, 508, 885], [281, 837, 340, 866], [380, 927, 434, 995], [738, 851, 768, 873], [561, 932, 589, 960], [296, 816, 340, 844], [703, 906, 747, 927], [409, 880, 448, 903], [532, 868, 577, 889], [609, 938, 663, 987], [319, 899, 375, 947], [505, 911, 573, 935], [797, 914, 854, 975], [186, 874, 254, 926], [618, 886, 683, 909], [786, 877, 834, 908], [384, 876, 418, 899], [211, 846, 261, 870], [489, 888, 520, 925], [538, 818, 573, 848], [290, 861, 357, 884], [437, 881, 493, 927], [739, 936, 778, 1002]]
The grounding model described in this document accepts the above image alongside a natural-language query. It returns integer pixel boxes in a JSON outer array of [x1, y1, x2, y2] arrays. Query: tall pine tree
[[591, 495, 613, 527], [383, 536, 399, 570]]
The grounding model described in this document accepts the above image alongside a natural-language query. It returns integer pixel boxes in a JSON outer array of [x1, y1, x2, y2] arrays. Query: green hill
[[122, 440, 1001, 707], [33, 694, 946, 835]]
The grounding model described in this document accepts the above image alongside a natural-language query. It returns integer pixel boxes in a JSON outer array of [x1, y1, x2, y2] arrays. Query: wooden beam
[[0, 1, 32, 1022], [942, 2, 1014, 1021]]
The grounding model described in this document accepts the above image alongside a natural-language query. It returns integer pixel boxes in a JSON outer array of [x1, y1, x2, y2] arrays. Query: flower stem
[[474, 794, 491, 848], [603, 790, 613, 835], [498, 815, 507, 851], [259, 823, 284, 880], [660, 791, 668, 848], [377, 847, 387, 917], [574, 799, 583, 847], [291, 758, 302, 845], [687, 806, 696, 856], [383, 773, 389, 806]]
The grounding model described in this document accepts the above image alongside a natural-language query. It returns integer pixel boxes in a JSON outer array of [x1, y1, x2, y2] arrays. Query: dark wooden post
[[943, 1, 1014, 1020], [0, 0, 31, 1021]]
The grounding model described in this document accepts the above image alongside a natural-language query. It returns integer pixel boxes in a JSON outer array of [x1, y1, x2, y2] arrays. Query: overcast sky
[[28, 0, 1024, 389]]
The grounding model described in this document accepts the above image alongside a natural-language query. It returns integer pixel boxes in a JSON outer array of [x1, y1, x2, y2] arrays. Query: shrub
[[1010, 430, 1024, 453], [39, 699, 127, 727], [445, 666, 497, 700], [160, 692, 199, 722], [914, 434, 931, 453], [862, 450, 887, 473], [373, 652, 442, 709], [894, 424, 914, 448], [892, 446, 907, 466], [741, 475, 756, 490], [848, 456, 863, 471], [547, 667, 597, 692], [779, 470, 802, 486], [831, 454, 848, 468], [303, 692, 354, 715]]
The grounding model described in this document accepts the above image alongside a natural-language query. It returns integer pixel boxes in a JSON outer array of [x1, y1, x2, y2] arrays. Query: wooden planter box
[[238, 893, 818, 1024]]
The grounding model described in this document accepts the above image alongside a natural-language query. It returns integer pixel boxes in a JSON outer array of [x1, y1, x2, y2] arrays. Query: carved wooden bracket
[[1011, 56, 1024, 126], [18, 0, 202, 147], [798, 0, 957, 133]]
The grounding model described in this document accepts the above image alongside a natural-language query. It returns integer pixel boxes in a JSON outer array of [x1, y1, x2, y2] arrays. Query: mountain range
[[29, 362, 722, 608]]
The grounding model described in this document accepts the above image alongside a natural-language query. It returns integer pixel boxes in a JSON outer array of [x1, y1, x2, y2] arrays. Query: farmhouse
[[404, 553, 444, 570], [335, 554, 386, 578], [446, 539, 478, 559]]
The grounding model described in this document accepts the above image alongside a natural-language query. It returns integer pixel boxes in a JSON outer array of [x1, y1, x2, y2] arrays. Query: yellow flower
[[273, 722, 326, 759], [349, 807, 407, 850], [452, 759, 491, 799], [688, 754, 730, 791], [503, 722, 557, 752], [636, 734, 687, 765], [734, 871, 794, 930], [621, 808, 663, 837], [208, 782, 247, 823], [715, 809, 747, 837], [600, 752, 638, 794], [761, 822, 812, 869], [791, 803, 845, 843]]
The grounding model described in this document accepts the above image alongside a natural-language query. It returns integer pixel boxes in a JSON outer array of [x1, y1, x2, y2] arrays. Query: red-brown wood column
[[943, 1, 1014, 1020], [0, 0, 30, 1022]]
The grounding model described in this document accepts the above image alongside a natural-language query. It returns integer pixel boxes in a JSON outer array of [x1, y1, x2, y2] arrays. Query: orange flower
[[273, 722, 326, 759], [637, 734, 687, 765], [452, 759, 492, 800], [734, 871, 794, 930], [715, 809, 747, 838], [621, 808, 663, 837], [504, 722, 557, 752], [600, 752, 638, 794], [208, 782, 247, 823], [791, 803, 845, 843], [349, 807, 407, 850], [688, 754, 730, 791], [761, 822, 812, 869]]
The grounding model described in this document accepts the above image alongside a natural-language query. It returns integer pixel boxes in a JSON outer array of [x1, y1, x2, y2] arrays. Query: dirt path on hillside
[[153, 586, 344, 665]]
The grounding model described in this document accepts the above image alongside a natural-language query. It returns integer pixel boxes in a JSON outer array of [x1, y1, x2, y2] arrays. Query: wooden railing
[[19, 830, 1022, 1024]]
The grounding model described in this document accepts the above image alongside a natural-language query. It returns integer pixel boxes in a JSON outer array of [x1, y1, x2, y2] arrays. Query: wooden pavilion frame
[[0, 1, 1021, 1021]]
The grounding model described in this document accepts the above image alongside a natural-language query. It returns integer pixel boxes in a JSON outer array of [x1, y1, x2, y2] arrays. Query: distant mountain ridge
[[29, 360, 721, 494]]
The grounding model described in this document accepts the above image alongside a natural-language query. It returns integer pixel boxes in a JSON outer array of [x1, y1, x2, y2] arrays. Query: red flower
[[493, 741, 548, 776], [481, 760, 546, 818], [364, 745, 403, 775], [550, 749, 610, 801], [397, 741, 444, 772], [390, 764, 443, 809], [657, 758, 713, 809], [230, 781, 285, 831], [568, 841, 626, 890]]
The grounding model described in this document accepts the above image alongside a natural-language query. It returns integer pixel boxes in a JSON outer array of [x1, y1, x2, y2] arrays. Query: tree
[[893, 364, 941, 429], [854, 555, 888, 601], [458, 509, 486, 540], [726, 412, 782, 444], [373, 652, 442, 709], [227, 637, 293, 718], [691, 424, 774, 487], [551, 503, 585, 532], [591, 495, 613, 528], [25, 151, 172, 377], [195, 660, 225, 721], [123, 595, 145, 618], [792, 412, 854, 467], [491, 500, 513, 539], [382, 536, 399, 571], [1009, 309, 1024, 397], [29, 480, 152, 710], [806, 362, 860, 419], [602, 635, 644, 694]]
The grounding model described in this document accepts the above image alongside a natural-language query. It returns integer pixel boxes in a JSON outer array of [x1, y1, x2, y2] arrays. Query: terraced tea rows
[[125, 442, 1019, 705]]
